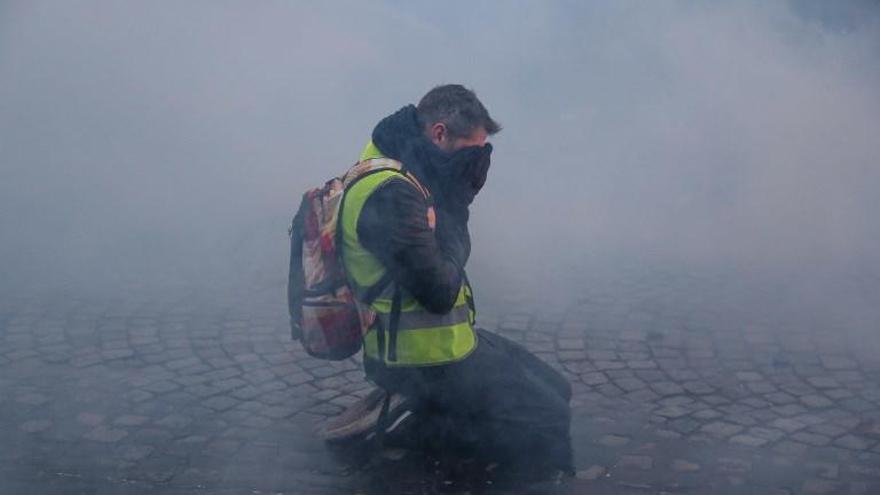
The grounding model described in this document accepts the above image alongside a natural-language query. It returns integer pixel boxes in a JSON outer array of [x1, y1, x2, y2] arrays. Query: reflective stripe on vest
[[339, 141, 478, 367], [369, 280, 472, 333]]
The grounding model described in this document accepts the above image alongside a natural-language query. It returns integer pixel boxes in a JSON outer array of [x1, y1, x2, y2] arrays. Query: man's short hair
[[417, 84, 501, 138]]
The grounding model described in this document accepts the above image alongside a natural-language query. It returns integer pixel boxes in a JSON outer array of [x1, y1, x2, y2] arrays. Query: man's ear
[[428, 122, 447, 146]]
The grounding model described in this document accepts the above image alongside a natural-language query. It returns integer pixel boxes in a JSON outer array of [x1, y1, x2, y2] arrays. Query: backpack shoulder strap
[[335, 157, 431, 307], [343, 158, 431, 200]]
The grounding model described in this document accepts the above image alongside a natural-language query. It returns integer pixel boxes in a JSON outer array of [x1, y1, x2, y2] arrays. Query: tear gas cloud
[[1, 1, 878, 321]]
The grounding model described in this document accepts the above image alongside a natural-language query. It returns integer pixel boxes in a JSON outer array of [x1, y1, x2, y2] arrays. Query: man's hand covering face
[[438, 142, 493, 209]]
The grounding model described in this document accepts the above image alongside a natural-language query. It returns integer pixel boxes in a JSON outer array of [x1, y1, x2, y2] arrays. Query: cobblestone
[[792, 431, 832, 446], [575, 465, 607, 480], [616, 455, 653, 470], [2, 266, 880, 493], [671, 459, 701, 472], [702, 421, 745, 437], [730, 434, 769, 447], [19, 420, 52, 433], [76, 412, 106, 426], [598, 434, 630, 447], [83, 426, 129, 443], [800, 394, 834, 408], [834, 435, 876, 451], [802, 479, 842, 494]]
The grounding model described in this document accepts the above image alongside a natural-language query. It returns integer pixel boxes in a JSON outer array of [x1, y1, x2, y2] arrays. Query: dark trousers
[[365, 328, 573, 470]]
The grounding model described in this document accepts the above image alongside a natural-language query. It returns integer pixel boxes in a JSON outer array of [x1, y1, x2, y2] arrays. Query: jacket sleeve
[[356, 178, 465, 314]]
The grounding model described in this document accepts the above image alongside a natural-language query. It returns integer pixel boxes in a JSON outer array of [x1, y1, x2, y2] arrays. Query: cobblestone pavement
[[2, 265, 880, 494]]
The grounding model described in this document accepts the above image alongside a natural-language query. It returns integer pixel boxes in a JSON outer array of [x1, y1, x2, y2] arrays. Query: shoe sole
[[321, 391, 407, 441]]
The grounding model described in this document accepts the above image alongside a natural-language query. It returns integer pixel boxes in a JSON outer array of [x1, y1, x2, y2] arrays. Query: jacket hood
[[371, 105, 451, 197]]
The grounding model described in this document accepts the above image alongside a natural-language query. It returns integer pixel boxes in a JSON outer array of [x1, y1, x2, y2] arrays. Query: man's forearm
[[357, 179, 464, 313]]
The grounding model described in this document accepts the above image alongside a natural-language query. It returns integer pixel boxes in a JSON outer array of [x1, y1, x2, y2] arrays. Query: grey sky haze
[[1, 1, 878, 308]]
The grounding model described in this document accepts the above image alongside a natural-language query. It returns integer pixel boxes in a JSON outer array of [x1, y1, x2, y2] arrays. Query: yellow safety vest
[[339, 141, 477, 367]]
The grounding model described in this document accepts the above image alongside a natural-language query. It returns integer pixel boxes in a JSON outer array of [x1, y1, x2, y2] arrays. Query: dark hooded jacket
[[356, 106, 489, 314]]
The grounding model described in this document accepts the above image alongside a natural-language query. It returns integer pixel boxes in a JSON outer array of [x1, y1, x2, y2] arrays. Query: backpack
[[288, 158, 429, 360]]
